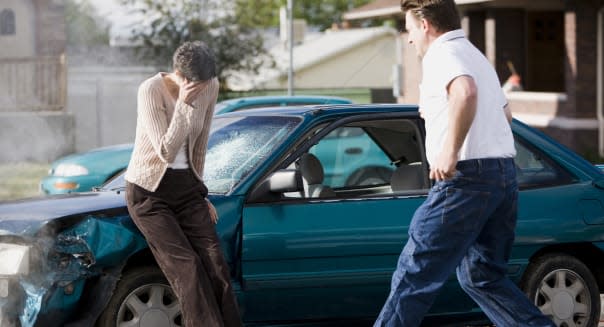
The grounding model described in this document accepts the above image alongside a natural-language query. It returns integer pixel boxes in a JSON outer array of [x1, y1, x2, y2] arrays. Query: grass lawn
[[0, 163, 49, 201]]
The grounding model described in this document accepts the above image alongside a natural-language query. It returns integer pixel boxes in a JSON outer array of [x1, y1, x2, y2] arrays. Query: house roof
[[343, 0, 494, 20], [276, 26, 396, 72], [343, 0, 399, 21], [227, 26, 397, 90]]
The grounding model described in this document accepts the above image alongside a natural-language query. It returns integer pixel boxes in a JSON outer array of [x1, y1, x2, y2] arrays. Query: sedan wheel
[[97, 266, 182, 327], [521, 254, 600, 327], [117, 283, 180, 327]]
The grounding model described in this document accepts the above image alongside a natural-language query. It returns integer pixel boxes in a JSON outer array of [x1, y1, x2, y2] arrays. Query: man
[[125, 41, 242, 327], [373, 1, 555, 326]]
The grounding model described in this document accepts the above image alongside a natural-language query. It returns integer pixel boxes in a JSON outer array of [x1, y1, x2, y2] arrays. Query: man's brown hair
[[401, 0, 461, 32]]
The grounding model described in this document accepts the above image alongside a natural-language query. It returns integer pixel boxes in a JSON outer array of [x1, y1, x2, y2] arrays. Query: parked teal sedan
[[40, 95, 353, 194], [4, 104, 604, 326]]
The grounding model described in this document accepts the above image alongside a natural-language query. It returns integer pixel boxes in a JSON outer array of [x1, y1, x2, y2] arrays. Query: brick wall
[[564, 0, 599, 119], [398, 33, 422, 104], [544, 128, 599, 158], [398, 0, 603, 156]]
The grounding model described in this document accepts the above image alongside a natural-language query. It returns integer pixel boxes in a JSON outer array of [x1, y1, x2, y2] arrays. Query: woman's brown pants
[[126, 168, 242, 327]]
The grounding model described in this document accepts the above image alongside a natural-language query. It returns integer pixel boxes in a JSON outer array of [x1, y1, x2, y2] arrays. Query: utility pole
[[287, 0, 294, 96]]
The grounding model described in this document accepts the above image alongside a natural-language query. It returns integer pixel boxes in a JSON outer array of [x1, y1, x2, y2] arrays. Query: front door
[[239, 117, 474, 322]]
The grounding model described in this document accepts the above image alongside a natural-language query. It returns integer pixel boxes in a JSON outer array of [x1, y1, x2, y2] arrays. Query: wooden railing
[[0, 55, 66, 111]]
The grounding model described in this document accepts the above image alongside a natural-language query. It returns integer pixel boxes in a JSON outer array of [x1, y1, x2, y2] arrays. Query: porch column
[[485, 9, 526, 84]]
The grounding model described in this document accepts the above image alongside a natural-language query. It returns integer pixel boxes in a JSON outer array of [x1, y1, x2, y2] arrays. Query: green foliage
[[65, 0, 110, 45], [235, 0, 373, 30], [0, 163, 49, 201], [119, 0, 270, 90], [235, 0, 281, 28]]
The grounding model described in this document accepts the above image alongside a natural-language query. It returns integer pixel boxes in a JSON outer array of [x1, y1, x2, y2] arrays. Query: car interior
[[276, 118, 431, 200], [256, 117, 576, 203]]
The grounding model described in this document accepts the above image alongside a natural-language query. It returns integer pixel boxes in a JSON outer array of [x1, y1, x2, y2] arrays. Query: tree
[[119, 0, 269, 90], [65, 0, 110, 46], [235, 0, 374, 31]]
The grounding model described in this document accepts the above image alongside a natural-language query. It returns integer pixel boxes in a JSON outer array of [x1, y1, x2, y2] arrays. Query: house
[[226, 24, 400, 103], [344, 0, 604, 159], [0, 0, 72, 163]]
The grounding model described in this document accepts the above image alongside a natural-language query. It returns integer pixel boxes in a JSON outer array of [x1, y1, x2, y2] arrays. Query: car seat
[[390, 162, 427, 192], [297, 153, 336, 198]]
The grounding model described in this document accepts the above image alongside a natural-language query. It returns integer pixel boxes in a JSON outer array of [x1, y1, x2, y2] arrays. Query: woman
[[124, 41, 242, 327]]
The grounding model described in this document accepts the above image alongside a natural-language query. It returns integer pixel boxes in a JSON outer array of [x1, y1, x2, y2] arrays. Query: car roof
[[215, 103, 420, 118], [217, 95, 352, 106]]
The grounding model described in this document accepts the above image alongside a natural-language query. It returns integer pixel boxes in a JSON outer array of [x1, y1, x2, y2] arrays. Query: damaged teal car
[[3, 104, 604, 327]]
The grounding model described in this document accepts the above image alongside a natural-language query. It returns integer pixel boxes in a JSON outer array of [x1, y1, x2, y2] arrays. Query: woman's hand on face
[[179, 80, 206, 106]]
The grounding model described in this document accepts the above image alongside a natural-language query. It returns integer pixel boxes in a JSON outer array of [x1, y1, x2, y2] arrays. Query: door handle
[[345, 147, 362, 155]]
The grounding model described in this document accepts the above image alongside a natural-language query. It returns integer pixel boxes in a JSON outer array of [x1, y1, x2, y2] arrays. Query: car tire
[[521, 253, 600, 327], [96, 266, 182, 327]]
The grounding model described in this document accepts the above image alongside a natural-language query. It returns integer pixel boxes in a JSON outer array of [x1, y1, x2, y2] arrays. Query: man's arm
[[430, 75, 478, 181]]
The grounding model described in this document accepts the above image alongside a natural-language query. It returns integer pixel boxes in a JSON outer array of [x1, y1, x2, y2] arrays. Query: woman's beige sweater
[[125, 73, 219, 192]]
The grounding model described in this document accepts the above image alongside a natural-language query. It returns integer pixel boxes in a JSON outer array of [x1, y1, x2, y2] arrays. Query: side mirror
[[246, 169, 300, 203], [268, 169, 300, 193]]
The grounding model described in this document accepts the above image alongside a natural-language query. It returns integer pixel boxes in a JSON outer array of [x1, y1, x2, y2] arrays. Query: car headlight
[[0, 244, 30, 276], [53, 164, 89, 177]]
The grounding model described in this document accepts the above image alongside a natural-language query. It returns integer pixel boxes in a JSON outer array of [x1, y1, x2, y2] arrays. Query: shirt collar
[[424, 29, 466, 57]]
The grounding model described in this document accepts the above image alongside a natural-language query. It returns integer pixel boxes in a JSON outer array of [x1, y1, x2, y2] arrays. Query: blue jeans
[[374, 158, 555, 327]]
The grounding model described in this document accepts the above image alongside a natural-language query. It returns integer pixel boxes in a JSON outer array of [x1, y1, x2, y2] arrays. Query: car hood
[[0, 191, 242, 238], [53, 144, 133, 165], [50, 146, 133, 176], [0, 191, 128, 236]]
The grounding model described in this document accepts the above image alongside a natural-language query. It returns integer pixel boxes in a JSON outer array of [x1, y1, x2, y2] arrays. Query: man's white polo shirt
[[419, 29, 516, 166]]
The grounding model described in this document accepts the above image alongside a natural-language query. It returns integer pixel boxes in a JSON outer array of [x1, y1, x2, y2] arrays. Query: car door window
[[309, 126, 393, 189], [304, 119, 428, 196], [514, 139, 573, 189]]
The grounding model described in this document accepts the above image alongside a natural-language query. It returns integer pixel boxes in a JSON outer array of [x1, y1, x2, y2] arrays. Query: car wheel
[[345, 167, 393, 187], [97, 266, 182, 327], [521, 254, 600, 327]]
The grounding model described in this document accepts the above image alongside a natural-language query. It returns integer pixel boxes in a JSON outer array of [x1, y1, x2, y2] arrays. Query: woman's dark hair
[[401, 0, 461, 32], [172, 41, 217, 82]]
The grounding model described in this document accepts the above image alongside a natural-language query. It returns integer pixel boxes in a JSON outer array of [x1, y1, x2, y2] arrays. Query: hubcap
[[139, 309, 170, 326], [534, 269, 591, 327], [117, 283, 182, 327]]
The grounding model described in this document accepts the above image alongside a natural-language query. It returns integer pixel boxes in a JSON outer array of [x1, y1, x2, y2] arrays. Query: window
[[309, 126, 393, 189], [514, 139, 573, 189], [302, 118, 428, 197], [204, 115, 301, 193], [0, 9, 15, 35], [526, 11, 564, 92]]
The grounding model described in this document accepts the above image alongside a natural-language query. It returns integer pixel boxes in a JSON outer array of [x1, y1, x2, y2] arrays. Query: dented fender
[[0, 215, 147, 327]]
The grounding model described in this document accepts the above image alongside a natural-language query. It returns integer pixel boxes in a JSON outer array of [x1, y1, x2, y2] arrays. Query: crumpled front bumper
[[0, 215, 147, 326]]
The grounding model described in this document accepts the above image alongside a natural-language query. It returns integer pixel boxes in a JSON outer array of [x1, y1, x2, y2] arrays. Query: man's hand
[[206, 198, 219, 224], [430, 150, 458, 181], [179, 80, 206, 106]]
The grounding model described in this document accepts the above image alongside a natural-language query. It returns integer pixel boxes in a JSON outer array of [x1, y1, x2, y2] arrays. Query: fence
[[0, 55, 66, 112]]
